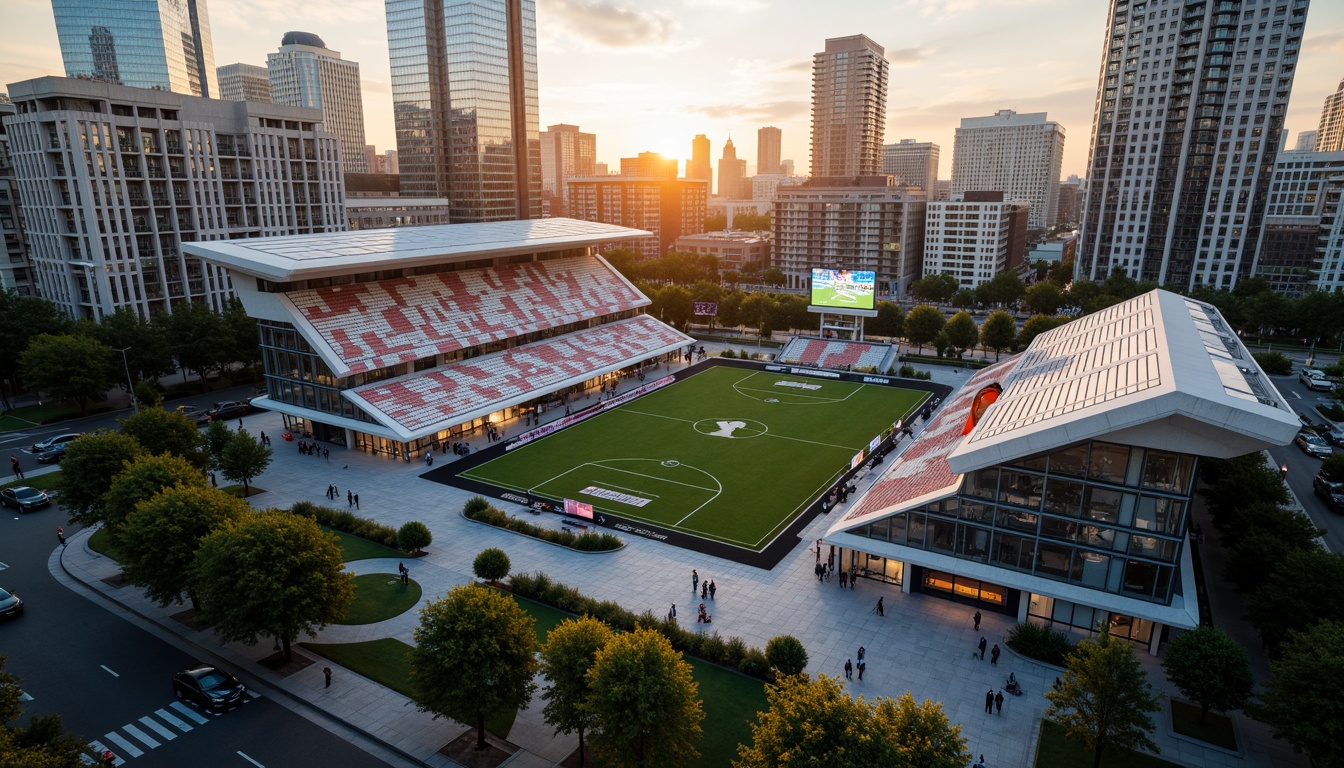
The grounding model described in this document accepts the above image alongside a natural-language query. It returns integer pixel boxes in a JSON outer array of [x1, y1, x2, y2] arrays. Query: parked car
[[28, 433, 82, 453], [207, 401, 250, 421], [1323, 428, 1344, 447], [172, 665, 247, 712], [1306, 375, 1334, 392], [1314, 472, 1344, 512], [1297, 431, 1333, 458], [175, 405, 212, 426], [1301, 368, 1326, 384], [0, 587, 22, 620], [0, 486, 51, 512]]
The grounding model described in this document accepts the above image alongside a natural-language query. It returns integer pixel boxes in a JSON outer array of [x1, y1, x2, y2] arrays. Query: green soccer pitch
[[460, 366, 929, 552]]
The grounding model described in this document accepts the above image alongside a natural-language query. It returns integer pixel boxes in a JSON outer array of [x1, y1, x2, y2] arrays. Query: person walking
[[973, 610, 982, 631], [10, 455, 23, 480], [708, 580, 716, 599], [978, 636, 987, 660], [839, 570, 848, 588], [347, 490, 353, 507], [701, 581, 708, 600], [984, 688, 995, 714], [990, 644, 1000, 665], [354, 493, 360, 510], [323, 667, 333, 688], [669, 603, 677, 621], [875, 596, 884, 616], [692, 569, 699, 594], [844, 659, 853, 679], [995, 690, 1004, 715], [973, 755, 986, 768], [57, 526, 66, 547], [856, 646, 865, 680]]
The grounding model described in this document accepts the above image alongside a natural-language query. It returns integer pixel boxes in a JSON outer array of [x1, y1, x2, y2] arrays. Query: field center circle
[[692, 418, 769, 439]]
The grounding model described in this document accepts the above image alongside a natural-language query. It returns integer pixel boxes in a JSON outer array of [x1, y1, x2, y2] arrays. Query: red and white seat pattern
[[349, 314, 691, 435], [287, 257, 646, 375], [778, 337, 892, 371]]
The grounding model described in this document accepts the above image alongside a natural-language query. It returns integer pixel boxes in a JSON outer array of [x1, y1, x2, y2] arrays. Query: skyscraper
[[950, 110, 1064, 230], [1293, 130, 1318, 152], [688, 134, 712, 194], [882, 139, 939, 193], [539, 124, 596, 216], [810, 35, 888, 178], [216, 63, 272, 103], [1318, 77, 1344, 152], [718, 138, 747, 200], [758, 126, 781, 175], [267, 32, 368, 173], [1078, 0, 1308, 289], [621, 152, 677, 179], [52, 0, 219, 97], [385, 0, 541, 222]]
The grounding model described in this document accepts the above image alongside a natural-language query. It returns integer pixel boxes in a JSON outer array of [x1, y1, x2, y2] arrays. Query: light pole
[[117, 346, 139, 413]]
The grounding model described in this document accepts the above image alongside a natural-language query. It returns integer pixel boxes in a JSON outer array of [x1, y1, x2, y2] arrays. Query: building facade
[[5, 77, 345, 320], [52, 0, 219, 98], [773, 176, 926, 295], [620, 152, 677, 179], [882, 139, 939, 193], [923, 192, 1030, 289], [1077, 0, 1307, 289], [672, 229, 771, 272], [1317, 77, 1344, 152], [951, 110, 1063, 230], [566, 176, 709, 257], [758, 126, 781, 176], [1056, 177, 1081, 227], [717, 138, 748, 200], [0, 102, 35, 294], [267, 32, 368, 174], [688, 134, 712, 195], [810, 35, 888, 179], [751, 173, 800, 202], [385, 0, 541, 220], [1294, 129, 1318, 152], [539, 123, 596, 216], [216, 63, 272, 103], [1251, 150, 1344, 296]]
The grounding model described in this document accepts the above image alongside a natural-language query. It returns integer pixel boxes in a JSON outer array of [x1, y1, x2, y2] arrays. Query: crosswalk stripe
[[245, 688, 262, 700], [122, 723, 160, 749], [103, 731, 143, 758], [139, 715, 177, 741], [154, 708, 193, 732], [170, 700, 209, 724]]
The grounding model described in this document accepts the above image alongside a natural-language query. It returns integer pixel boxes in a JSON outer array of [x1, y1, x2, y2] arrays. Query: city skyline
[[3, 1, 1343, 180]]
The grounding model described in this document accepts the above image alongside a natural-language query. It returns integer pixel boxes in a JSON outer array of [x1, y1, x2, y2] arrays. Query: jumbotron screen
[[810, 268, 876, 311]]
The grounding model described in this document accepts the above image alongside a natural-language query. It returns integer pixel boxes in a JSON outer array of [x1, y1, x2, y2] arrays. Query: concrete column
[[900, 562, 912, 593], [1017, 592, 1030, 622], [1148, 623, 1163, 656]]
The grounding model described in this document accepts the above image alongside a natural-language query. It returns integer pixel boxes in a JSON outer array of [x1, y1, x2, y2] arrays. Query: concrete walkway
[[51, 348, 1305, 768]]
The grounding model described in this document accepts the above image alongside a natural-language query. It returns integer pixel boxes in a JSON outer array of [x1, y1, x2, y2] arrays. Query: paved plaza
[[50, 349, 1305, 768]]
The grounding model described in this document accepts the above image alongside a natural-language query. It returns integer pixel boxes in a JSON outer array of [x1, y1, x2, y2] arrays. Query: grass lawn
[[3, 401, 112, 424], [1, 471, 63, 492], [1035, 719, 1181, 768], [320, 526, 406, 562], [87, 527, 127, 563], [337, 573, 422, 625], [1170, 699, 1238, 751], [462, 366, 926, 551], [685, 657, 766, 767], [0, 414, 36, 432]]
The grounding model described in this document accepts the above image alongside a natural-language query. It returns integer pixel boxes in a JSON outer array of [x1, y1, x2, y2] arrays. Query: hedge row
[[509, 570, 773, 681], [463, 497, 622, 552], [292, 500, 401, 549], [1005, 620, 1076, 667]]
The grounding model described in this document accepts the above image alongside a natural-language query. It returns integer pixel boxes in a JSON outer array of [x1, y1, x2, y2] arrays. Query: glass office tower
[[385, 0, 541, 222], [52, 0, 219, 98]]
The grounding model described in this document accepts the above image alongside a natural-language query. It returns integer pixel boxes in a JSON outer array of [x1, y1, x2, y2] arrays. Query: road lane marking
[[122, 723, 160, 749], [238, 751, 265, 767], [103, 731, 142, 757], [138, 715, 177, 741], [155, 707, 193, 732], [170, 700, 209, 724], [100, 665, 120, 677], [0, 562, 9, 570]]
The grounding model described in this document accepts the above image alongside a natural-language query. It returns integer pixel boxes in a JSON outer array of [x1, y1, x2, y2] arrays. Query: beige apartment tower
[[810, 35, 888, 178]]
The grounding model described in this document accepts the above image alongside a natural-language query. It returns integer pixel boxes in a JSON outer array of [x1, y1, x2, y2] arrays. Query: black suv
[[208, 401, 249, 422], [1313, 472, 1344, 513]]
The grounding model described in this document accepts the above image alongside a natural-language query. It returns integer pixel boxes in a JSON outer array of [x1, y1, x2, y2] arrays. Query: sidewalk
[[51, 354, 1303, 768]]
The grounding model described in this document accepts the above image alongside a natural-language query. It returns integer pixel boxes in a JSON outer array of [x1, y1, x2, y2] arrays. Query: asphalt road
[[1265, 373, 1344, 553], [0, 498, 401, 767]]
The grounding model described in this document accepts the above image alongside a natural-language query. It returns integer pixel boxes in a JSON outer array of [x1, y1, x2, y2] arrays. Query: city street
[[1262, 372, 1344, 554]]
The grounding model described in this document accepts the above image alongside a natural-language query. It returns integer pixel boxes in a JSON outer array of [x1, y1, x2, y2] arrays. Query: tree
[[222, 297, 260, 370], [398, 521, 432, 554], [979, 310, 1017, 360], [160, 300, 229, 390], [765, 635, 808, 677], [101, 453, 206, 547], [659, 284, 695, 328], [1045, 626, 1161, 768], [1161, 626, 1253, 725], [473, 547, 510, 583], [740, 293, 776, 337], [0, 656, 19, 725], [903, 305, 945, 353], [977, 270, 1025, 307], [120, 408, 207, 468], [119, 486, 249, 610], [203, 420, 235, 469], [868, 301, 905, 339], [1246, 549, 1344, 653], [218, 430, 272, 494], [1252, 620, 1344, 767], [870, 692, 970, 768], [704, 212, 728, 232], [0, 290, 73, 408], [943, 311, 980, 357], [539, 616, 613, 766], [0, 656, 93, 767], [761, 268, 786, 287], [588, 627, 703, 768], [409, 584, 538, 749], [911, 273, 958, 303], [81, 306, 174, 383], [1321, 452, 1344, 482], [193, 510, 354, 662], [951, 288, 977, 310], [1017, 314, 1071, 349], [1023, 281, 1065, 316], [55, 430, 146, 526], [19, 334, 115, 416], [600, 247, 642, 280]]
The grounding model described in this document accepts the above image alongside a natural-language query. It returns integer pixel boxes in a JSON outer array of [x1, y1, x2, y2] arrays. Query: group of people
[[449, 441, 471, 456], [483, 423, 504, 443], [976, 636, 1001, 664], [685, 569, 718, 623], [843, 646, 867, 680], [297, 440, 328, 460], [324, 484, 359, 509]]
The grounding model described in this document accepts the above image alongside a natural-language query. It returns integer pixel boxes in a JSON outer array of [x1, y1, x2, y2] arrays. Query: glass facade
[[258, 321, 378, 424], [850, 439, 1195, 605], [53, 0, 219, 97]]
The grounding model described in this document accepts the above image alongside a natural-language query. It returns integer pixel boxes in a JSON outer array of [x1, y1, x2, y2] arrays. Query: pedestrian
[[57, 525, 66, 547], [323, 666, 332, 688], [849, 569, 856, 589], [324, 447, 330, 462], [260, 431, 268, 446], [692, 569, 699, 594], [816, 538, 822, 561], [102, 749, 116, 766], [326, 484, 333, 500], [984, 688, 994, 714], [839, 570, 848, 588], [844, 658, 853, 679], [354, 493, 360, 510], [1280, 462, 1288, 479], [669, 603, 677, 620], [973, 756, 986, 768], [708, 580, 716, 599], [857, 657, 866, 680], [995, 689, 1004, 714], [978, 636, 987, 660], [9, 455, 22, 480], [333, 485, 339, 498], [425, 451, 433, 466], [238, 418, 244, 429], [347, 490, 353, 507], [990, 644, 1000, 665], [701, 581, 708, 599], [973, 610, 982, 631], [875, 596, 884, 616], [209, 472, 217, 488]]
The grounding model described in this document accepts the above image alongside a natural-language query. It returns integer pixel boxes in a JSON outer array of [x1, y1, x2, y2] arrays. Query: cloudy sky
[[4, 0, 1342, 179]]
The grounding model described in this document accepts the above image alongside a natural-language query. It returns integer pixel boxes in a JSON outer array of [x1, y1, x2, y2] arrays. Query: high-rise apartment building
[[718, 138, 748, 200], [1078, 0, 1307, 289], [52, 0, 219, 98], [923, 192, 1030, 289], [566, 176, 708, 257], [882, 139, 939, 193], [5, 77, 345, 320], [1056, 176, 1081, 227], [0, 102, 35, 295], [267, 32, 368, 174], [950, 110, 1063, 230], [539, 124, 596, 216], [216, 63, 272, 103], [385, 0, 541, 221], [773, 176, 926, 294], [688, 134, 712, 195], [1294, 130, 1318, 152], [1318, 77, 1344, 152], [810, 35, 888, 178], [758, 126, 781, 175], [1252, 151, 1344, 296], [620, 152, 676, 179]]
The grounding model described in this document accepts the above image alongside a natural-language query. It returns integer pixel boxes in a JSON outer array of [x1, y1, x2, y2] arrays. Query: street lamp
[[117, 346, 139, 414]]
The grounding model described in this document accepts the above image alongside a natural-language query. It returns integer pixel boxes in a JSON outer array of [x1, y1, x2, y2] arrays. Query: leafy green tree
[[222, 297, 260, 370], [979, 310, 1017, 360], [1023, 281, 1065, 315], [203, 420, 235, 469], [193, 509, 354, 662], [120, 408, 206, 467], [1017, 314, 1071, 349], [765, 635, 808, 677], [409, 584, 538, 749], [1048, 258, 1074, 287], [120, 486, 249, 610], [102, 453, 206, 547], [161, 301, 229, 390], [1045, 626, 1161, 768], [911, 273, 958, 303], [1252, 620, 1344, 767], [218, 430, 272, 494], [717, 290, 744, 328], [0, 656, 19, 725], [56, 430, 146, 526], [588, 627, 703, 768], [1247, 549, 1344, 653], [943, 311, 980, 357], [904, 305, 945, 353], [704, 212, 728, 231], [734, 211, 771, 231], [868, 301, 905, 339], [0, 290, 73, 408], [950, 288, 976, 310], [870, 692, 971, 768], [81, 306, 175, 383], [600, 247, 643, 280], [1224, 520, 1321, 594], [740, 293, 776, 337], [397, 521, 432, 554], [540, 616, 614, 766], [1321, 452, 1344, 483], [473, 547, 510, 583], [1200, 454, 1291, 530], [976, 270, 1025, 307], [1161, 626, 1253, 725], [19, 334, 115, 415], [761, 268, 786, 287]]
